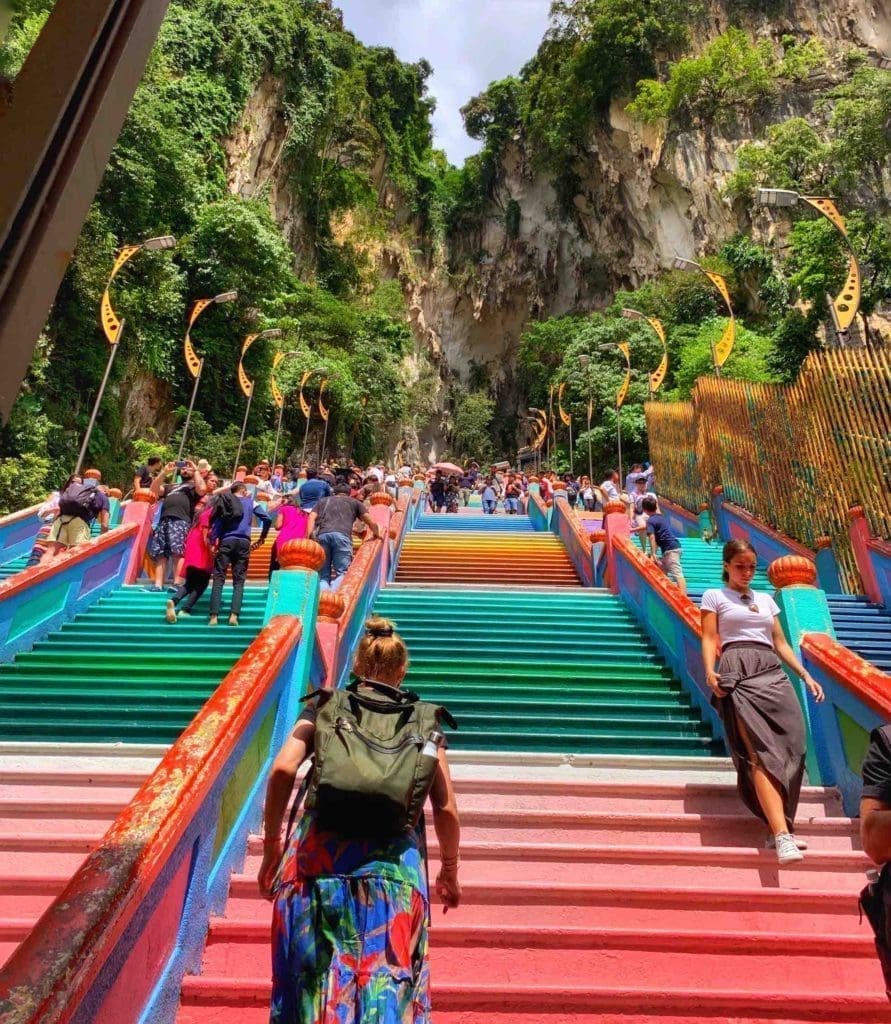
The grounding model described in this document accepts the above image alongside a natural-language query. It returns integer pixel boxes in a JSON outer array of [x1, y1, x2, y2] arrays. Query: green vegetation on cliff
[[0, 0, 440, 508]]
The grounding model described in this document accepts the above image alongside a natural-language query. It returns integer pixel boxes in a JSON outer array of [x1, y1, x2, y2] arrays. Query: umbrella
[[431, 462, 463, 476]]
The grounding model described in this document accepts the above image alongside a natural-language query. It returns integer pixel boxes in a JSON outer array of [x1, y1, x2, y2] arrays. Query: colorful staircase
[[176, 763, 886, 1024], [0, 585, 267, 743], [0, 750, 157, 969], [396, 513, 579, 586], [824, 594, 891, 674], [679, 536, 772, 595], [374, 587, 720, 756], [0, 554, 29, 579]]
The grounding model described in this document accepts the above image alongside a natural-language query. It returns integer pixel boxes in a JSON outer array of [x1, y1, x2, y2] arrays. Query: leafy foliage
[[627, 30, 825, 126]]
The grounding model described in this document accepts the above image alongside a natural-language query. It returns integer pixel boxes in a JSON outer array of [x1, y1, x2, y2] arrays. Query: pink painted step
[[176, 774, 881, 1024], [0, 766, 146, 970]]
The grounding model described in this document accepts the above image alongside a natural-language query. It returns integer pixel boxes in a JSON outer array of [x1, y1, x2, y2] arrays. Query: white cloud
[[335, 0, 551, 165]]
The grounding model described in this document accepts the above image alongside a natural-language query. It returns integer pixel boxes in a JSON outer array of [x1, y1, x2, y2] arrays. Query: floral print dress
[[269, 811, 431, 1024]]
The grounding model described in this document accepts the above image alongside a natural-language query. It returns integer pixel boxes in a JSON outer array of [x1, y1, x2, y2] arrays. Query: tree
[[450, 391, 496, 463]]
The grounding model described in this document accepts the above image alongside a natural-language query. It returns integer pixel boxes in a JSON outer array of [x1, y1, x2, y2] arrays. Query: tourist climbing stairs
[[177, 763, 881, 1024], [0, 585, 268, 743]]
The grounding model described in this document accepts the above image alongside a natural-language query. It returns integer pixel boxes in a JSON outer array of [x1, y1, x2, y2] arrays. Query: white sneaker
[[774, 832, 805, 865], [765, 833, 808, 851]]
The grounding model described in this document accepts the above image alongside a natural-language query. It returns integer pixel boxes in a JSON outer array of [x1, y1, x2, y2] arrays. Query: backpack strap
[[348, 676, 419, 704]]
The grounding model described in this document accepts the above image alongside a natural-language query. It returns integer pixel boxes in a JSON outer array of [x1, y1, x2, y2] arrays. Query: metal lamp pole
[[577, 355, 594, 482], [232, 327, 282, 477], [177, 290, 238, 460], [758, 188, 862, 343], [598, 343, 631, 483], [298, 368, 326, 467], [75, 235, 176, 474]]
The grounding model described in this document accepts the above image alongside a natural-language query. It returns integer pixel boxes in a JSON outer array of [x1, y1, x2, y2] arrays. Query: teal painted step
[[373, 587, 721, 757], [414, 514, 536, 533], [0, 585, 268, 743], [673, 536, 772, 593], [0, 554, 29, 579]]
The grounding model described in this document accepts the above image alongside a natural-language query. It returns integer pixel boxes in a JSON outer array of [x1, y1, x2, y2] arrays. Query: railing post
[[814, 536, 842, 595], [367, 493, 394, 584], [848, 506, 882, 604], [768, 555, 837, 786], [121, 488, 156, 583], [602, 500, 631, 594]]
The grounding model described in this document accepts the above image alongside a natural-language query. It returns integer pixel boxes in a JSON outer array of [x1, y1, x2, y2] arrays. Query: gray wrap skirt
[[710, 641, 806, 833]]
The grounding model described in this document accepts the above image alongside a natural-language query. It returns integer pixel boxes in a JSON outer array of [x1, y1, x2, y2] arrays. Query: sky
[[335, 0, 552, 166]]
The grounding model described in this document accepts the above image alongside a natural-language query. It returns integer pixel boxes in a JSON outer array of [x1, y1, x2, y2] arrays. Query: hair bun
[[366, 625, 394, 638]]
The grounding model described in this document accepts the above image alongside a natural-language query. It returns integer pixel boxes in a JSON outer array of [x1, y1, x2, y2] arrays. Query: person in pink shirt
[[270, 494, 311, 576], [165, 500, 215, 622]]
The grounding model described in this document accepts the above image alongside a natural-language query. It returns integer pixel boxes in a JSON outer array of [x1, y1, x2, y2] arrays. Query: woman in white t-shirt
[[700, 539, 824, 866]]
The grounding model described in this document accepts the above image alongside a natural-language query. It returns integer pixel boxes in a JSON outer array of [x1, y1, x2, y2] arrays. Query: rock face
[[225, 0, 890, 399]]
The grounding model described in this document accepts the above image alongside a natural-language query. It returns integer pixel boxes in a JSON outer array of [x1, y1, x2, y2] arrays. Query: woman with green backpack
[[258, 617, 461, 1023]]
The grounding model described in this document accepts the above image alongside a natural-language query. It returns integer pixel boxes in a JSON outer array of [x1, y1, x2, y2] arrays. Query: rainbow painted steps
[[176, 766, 884, 1024], [0, 554, 29, 579], [414, 511, 538, 532], [0, 585, 267, 743], [396, 530, 579, 586], [0, 752, 155, 969], [675, 536, 771, 593], [373, 588, 721, 756]]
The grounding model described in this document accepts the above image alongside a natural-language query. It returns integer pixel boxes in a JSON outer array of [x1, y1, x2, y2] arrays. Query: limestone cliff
[[223, 0, 891, 432]]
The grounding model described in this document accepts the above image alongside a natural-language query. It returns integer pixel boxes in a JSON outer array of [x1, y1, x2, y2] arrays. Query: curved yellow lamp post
[[270, 348, 299, 471], [557, 381, 573, 474], [298, 368, 326, 467], [758, 188, 861, 339], [621, 308, 669, 398], [672, 257, 735, 375], [318, 378, 333, 464], [177, 290, 237, 460], [232, 328, 282, 477], [76, 235, 176, 474]]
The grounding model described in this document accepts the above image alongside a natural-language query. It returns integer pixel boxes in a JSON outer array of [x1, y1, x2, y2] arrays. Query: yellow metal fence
[[645, 343, 891, 593]]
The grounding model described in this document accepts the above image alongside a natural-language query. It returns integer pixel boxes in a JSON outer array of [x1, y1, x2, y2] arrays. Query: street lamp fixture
[[178, 289, 238, 460], [757, 188, 861, 337], [76, 234, 178, 474], [622, 308, 668, 397], [577, 354, 590, 370], [232, 328, 283, 477], [671, 256, 735, 374]]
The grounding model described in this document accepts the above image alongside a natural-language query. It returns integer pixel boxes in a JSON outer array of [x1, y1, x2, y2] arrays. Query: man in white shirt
[[600, 470, 620, 504]]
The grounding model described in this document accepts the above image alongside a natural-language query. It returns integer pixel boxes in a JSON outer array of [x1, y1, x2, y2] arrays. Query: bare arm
[[151, 464, 173, 498], [305, 511, 317, 537], [257, 718, 314, 899], [190, 462, 207, 497], [700, 609, 723, 697], [771, 618, 824, 703], [861, 797, 891, 865], [98, 509, 109, 533], [361, 512, 382, 539], [429, 748, 461, 910]]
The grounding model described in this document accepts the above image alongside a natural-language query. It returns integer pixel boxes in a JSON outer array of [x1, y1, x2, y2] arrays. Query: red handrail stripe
[[800, 632, 891, 720], [613, 534, 702, 634], [0, 522, 138, 600]]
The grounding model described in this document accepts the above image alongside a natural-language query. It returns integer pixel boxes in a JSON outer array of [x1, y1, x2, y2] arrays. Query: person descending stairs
[[682, 535, 891, 674]]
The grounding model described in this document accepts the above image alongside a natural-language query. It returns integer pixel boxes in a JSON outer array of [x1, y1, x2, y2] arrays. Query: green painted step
[[373, 584, 720, 758], [0, 584, 268, 744]]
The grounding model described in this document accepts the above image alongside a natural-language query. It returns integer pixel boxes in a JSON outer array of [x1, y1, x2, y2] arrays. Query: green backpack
[[298, 678, 457, 839]]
